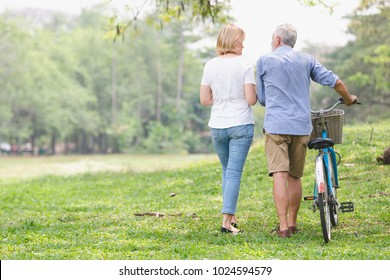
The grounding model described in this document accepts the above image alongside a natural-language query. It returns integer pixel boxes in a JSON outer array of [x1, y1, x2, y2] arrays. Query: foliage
[[106, 0, 231, 39], [0, 7, 215, 154], [326, 0, 390, 122], [106, 0, 340, 39], [306, 0, 390, 123], [298, 0, 337, 13], [0, 120, 389, 259]]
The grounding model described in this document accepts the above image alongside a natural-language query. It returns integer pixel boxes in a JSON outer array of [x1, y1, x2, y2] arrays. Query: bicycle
[[304, 98, 357, 243]]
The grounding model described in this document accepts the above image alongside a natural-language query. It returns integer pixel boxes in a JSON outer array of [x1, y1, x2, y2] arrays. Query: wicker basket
[[310, 109, 344, 144]]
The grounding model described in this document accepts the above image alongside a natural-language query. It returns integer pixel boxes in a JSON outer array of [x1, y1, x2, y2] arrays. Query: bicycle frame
[[311, 100, 339, 198], [312, 128, 339, 201]]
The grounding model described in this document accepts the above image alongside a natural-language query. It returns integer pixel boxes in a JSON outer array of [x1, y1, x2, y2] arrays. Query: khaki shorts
[[264, 131, 310, 178]]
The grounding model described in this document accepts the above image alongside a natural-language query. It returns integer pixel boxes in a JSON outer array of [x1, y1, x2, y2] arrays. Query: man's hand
[[345, 95, 359, 106]]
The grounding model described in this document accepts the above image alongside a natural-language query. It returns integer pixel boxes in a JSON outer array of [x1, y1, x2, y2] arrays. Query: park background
[[0, 0, 388, 155], [0, 0, 388, 266]]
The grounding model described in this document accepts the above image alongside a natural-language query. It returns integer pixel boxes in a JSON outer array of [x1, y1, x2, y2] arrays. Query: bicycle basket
[[310, 109, 344, 144]]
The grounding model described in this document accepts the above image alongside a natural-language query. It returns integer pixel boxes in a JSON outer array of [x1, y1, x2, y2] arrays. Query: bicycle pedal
[[304, 196, 314, 201], [340, 202, 354, 212]]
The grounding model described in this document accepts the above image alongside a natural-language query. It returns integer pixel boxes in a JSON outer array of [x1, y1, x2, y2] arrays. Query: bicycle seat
[[308, 138, 334, 150]]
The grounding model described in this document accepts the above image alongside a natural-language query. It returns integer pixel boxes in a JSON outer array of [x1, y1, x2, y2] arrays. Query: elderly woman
[[200, 23, 257, 235]]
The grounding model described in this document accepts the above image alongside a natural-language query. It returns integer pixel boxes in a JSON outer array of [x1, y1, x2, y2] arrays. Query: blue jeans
[[211, 124, 254, 215]]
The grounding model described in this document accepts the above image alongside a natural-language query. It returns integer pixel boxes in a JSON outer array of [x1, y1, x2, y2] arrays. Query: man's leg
[[287, 175, 302, 227], [272, 171, 289, 231], [287, 135, 308, 230]]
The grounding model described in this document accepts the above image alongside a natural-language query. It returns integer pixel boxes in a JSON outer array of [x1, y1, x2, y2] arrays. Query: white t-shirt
[[201, 56, 255, 128]]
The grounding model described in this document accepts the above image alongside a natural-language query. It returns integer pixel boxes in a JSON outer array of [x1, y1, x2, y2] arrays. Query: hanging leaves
[[298, 0, 336, 14], [107, 0, 230, 40]]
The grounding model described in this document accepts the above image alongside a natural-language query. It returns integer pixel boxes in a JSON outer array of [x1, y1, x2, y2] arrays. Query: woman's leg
[[211, 128, 229, 195], [211, 128, 231, 229], [222, 124, 254, 217]]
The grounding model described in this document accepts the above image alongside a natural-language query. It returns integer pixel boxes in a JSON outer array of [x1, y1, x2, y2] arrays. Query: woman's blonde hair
[[216, 23, 245, 55]]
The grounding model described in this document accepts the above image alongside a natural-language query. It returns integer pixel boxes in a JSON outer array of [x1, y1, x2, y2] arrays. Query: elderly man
[[256, 24, 358, 238]]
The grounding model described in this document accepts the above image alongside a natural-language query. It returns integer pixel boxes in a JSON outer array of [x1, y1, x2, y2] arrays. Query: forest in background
[[0, 0, 388, 155]]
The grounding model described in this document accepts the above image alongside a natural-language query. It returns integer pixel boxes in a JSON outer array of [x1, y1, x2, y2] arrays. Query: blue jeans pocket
[[229, 124, 254, 139]]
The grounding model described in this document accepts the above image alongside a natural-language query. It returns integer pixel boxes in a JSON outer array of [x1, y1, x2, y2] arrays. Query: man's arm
[[333, 79, 358, 106]]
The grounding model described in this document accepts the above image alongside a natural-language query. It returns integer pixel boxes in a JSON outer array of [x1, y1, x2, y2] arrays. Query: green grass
[[0, 153, 218, 181], [0, 120, 389, 260]]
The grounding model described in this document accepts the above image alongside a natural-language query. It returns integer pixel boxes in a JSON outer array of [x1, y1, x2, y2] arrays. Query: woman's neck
[[219, 52, 240, 58]]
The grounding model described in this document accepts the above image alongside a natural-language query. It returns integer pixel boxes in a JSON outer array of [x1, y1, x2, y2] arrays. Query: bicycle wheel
[[327, 152, 339, 227], [316, 157, 331, 243], [318, 191, 331, 243]]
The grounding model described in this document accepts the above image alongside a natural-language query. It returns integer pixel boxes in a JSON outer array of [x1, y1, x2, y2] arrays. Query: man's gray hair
[[274, 24, 297, 48]]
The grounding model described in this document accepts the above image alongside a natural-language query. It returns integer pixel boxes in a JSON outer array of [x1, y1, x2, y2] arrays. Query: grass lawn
[[0, 120, 389, 260]]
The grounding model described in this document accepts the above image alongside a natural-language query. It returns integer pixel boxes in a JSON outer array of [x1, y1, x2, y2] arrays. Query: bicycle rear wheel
[[316, 157, 331, 243], [318, 191, 331, 243], [327, 152, 339, 227]]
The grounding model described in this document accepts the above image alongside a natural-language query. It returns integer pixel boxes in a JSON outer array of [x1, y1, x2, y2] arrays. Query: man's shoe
[[276, 228, 291, 238], [288, 226, 299, 235], [271, 226, 291, 238]]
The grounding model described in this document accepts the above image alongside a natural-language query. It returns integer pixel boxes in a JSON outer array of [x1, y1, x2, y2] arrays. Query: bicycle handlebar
[[311, 97, 361, 114]]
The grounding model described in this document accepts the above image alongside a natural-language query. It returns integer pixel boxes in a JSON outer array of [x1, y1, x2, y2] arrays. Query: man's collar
[[274, 45, 293, 53]]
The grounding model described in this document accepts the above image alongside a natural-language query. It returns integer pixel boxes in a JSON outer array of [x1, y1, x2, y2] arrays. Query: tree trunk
[[176, 25, 185, 113], [51, 133, 56, 155], [156, 35, 162, 123], [111, 51, 117, 126]]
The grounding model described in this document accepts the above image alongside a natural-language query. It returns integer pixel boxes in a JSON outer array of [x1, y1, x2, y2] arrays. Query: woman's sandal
[[231, 216, 238, 228], [220, 227, 242, 235]]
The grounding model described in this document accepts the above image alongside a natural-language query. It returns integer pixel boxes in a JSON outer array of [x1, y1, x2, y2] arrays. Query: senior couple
[[200, 23, 358, 237]]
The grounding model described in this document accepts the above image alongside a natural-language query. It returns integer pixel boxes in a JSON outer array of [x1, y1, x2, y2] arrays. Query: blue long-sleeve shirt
[[256, 46, 339, 135]]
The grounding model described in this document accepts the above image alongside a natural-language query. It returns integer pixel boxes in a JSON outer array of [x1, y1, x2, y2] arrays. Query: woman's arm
[[244, 84, 257, 106], [200, 85, 213, 106]]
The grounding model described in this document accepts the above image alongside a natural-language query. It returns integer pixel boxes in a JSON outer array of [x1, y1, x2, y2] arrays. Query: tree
[[107, 0, 230, 38], [106, 0, 342, 39], [0, 16, 25, 144], [328, 0, 390, 121]]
